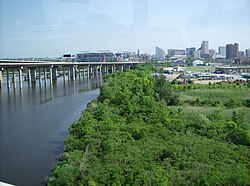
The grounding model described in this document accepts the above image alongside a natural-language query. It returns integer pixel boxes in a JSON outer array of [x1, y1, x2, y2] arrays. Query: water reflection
[[0, 77, 101, 186], [0, 77, 102, 111]]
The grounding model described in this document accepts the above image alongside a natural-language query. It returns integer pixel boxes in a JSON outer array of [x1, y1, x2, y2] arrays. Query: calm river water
[[0, 77, 101, 185]]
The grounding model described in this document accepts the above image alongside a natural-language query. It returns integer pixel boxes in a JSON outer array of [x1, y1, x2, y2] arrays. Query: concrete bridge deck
[[0, 60, 144, 89]]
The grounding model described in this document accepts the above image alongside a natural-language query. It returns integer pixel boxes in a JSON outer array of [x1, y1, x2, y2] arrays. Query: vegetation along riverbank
[[47, 64, 250, 185]]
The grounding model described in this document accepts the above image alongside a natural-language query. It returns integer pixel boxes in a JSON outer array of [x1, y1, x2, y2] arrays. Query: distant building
[[246, 49, 250, 58], [218, 46, 226, 57], [226, 43, 239, 59], [76, 51, 117, 62], [193, 60, 204, 66], [62, 53, 75, 62], [200, 53, 210, 59], [167, 49, 185, 57], [238, 51, 245, 58], [194, 50, 201, 59], [209, 49, 216, 58], [155, 47, 165, 59], [200, 41, 209, 54], [115, 51, 137, 61], [189, 47, 196, 57]]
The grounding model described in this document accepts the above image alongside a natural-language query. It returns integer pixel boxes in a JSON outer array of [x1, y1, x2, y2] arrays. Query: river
[[0, 77, 101, 185]]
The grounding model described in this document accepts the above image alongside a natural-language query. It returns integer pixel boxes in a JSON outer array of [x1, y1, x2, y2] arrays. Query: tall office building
[[234, 43, 239, 58], [246, 49, 250, 58], [218, 46, 226, 57], [201, 41, 209, 54], [226, 43, 239, 59], [155, 47, 165, 59]]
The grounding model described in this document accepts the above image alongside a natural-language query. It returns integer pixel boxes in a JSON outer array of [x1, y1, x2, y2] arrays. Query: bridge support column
[[78, 67, 81, 80], [13, 68, 16, 89], [31, 68, 36, 83], [121, 65, 124, 72], [67, 67, 70, 81], [52, 67, 57, 81], [0, 68, 3, 88], [19, 68, 23, 89], [63, 67, 65, 81], [6, 69, 10, 89], [87, 65, 90, 78], [70, 66, 75, 80], [49, 67, 53, 84], [90, 66, 93, 78], [111, 65, 114, 73], [27, 69, 31, 84], [105, 66, 108, 75], [38, 68, 41, 84], [99, 65, 102, 76], [44, 68, 47, 84], [74, 66, 77, 79], [95, 66, 98, 77], [82, 67, 85, 79]]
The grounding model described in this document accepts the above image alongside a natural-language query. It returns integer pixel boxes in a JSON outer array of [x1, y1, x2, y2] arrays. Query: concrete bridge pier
[[70, 66, 75, 81], [78, 67, 81, 80], [38, 68, 41, 84], [67, 67, 70, 81], [0, 68, 3, 88], [105, 66, 108, 75], [62, 67, 65, 81], [13, 68, 16, 89], [94, 66, 98, 77], [90, 66, 93, 78], [44, 68, 47, 84], [49, 67, 53, 84], [19, 68, 23, 89], [6, 69, 10, 89], [82, 67, 85, 79], [52, 67, 57, 81], [30, 68, 36, 84], [27, 69, 31, 84], [111, 65, 114, 73], [87, 65, 90, 78], [121, 65, 124, 72], [99, 65, 102, 76]]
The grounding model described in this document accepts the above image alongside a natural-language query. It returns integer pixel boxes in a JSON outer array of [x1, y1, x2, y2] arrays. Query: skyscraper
[[155, 47, 165, 59], [201, 41, 209, 54], [233, 43, 239, 58], [218, 46, 226, 57], [246, 49, 250, 58], [226, 43, 239, 59]]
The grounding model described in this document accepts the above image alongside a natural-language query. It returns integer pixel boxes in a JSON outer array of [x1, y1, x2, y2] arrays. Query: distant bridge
[[215, 66, 250, 74], [0, 60, 145, 89]]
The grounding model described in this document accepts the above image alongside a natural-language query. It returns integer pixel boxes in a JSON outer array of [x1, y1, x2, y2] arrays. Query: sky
[[0, 0, 250, 58]]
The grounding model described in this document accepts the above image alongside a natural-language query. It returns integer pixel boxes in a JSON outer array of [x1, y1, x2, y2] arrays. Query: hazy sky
[[0, 0, 250, 58]]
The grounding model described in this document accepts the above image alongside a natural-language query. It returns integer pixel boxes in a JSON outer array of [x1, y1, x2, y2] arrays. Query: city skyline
[[0, 0, 250, 58]]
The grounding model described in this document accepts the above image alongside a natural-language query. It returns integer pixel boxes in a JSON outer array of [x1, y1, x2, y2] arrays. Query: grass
[[180, 88, 250, 103], [185, 66, 215, 72], [169, 83, 250, 123], [169, 106, 250, 123]]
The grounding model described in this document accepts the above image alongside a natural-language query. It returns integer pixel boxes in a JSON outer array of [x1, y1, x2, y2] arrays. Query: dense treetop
[[48, 65, 250, 186]]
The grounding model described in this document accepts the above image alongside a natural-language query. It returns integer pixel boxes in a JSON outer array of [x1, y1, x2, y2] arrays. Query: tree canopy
[[47, 65, 250, 186]]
